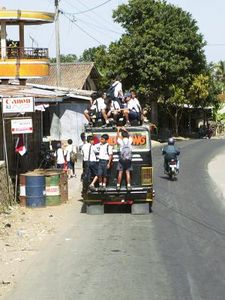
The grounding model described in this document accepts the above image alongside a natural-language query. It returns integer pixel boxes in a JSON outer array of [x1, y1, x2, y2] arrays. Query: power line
[[62, 0, 119, 31], [73, 0, 112, 15], [62, 10, 123, 35], [61, 12, 104, 45]]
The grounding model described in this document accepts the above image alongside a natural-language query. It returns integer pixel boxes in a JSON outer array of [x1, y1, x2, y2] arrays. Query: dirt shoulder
[[0, 172, 82, 299]]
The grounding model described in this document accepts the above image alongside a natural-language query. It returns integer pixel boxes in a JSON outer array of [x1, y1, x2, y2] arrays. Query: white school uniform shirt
[[112, 81, 123, 98], [97, 143, 113, 160], [65, 144, 76, 162], [81, 143, 97, 162], [56, 148, 65, 164], [90, 97, 106, 111], [110, 100, 121, 111], [127, 98, 141, 112], [117, 137, 133, 151]]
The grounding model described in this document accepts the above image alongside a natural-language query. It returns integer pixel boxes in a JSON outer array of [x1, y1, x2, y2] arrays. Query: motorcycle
[[165, 158, 179, 180], [39, 149, 56, 169]]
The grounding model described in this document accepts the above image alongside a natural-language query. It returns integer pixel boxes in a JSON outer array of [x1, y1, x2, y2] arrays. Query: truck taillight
[[141, 167, 153, 186]]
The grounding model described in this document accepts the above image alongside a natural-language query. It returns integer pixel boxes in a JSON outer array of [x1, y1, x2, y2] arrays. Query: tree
[[50, 54, 78, 63], [188, 73, 220, 125], [105, 0, 206, 124], [79, 45, 109, 89], [165, 85, 188, 136]]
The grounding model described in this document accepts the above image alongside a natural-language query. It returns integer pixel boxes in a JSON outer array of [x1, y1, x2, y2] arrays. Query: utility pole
[[55, 0, 61, 87]]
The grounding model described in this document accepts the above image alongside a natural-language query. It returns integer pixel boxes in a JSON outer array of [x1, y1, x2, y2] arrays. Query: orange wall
[[0, 59, 49, 78]]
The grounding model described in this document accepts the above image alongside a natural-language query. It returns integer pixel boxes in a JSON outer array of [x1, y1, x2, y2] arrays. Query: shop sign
[[11, 118, 33, 134], [2, 97, 34, 113]]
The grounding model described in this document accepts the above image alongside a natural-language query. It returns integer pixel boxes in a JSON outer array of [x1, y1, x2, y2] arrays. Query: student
[[107, 75, 123, 104], [97, 134, 113, 191], [84, 92, 109, 126], [65, 139, 77, 178], [116, 127, 133, 191], [106, 98, 122, 124], [123, 92, 142, 126], [81, 135, 98, 189], [55, 142, 65, 169]]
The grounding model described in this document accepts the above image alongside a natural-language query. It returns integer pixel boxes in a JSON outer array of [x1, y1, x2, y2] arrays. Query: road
[[5, 139, 225, 300]]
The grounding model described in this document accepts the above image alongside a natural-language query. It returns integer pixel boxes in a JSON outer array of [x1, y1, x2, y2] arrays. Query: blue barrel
[[25, 174, 46, 207]]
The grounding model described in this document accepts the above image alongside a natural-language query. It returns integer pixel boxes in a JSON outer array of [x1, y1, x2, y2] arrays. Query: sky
[[1, 0, 225, 62]]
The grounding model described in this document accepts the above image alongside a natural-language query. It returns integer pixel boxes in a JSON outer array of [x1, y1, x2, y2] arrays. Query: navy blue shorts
[[98, 160, 109, 177], [129, 111, 139, 120]]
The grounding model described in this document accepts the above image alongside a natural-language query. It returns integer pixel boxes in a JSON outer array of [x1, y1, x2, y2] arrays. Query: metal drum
[[25, 174, 46, 207], [45, 173, 61, 206]]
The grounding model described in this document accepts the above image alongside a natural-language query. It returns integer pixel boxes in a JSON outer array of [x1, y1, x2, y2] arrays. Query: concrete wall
[[49, 101, 88, 148]]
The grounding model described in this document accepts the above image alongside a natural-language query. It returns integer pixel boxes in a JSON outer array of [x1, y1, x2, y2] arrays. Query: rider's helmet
[[168, 137, 175, 145]]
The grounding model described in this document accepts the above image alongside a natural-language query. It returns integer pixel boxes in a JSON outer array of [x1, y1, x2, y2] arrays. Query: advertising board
[[2, 97, 34, 114], [11, 118, 33, 134]]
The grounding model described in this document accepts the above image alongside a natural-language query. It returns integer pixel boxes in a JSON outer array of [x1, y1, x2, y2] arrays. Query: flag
[[15, 134, 27, 156]]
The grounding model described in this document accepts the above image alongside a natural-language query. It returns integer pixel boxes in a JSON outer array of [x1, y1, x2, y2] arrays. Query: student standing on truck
[[97, 134, 113, 191], [116, 127, 133, 191], [81, 135, 98, 189]]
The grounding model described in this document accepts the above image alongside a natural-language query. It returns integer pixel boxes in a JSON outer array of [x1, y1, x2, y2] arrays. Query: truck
[[82, 125, 154, 214]]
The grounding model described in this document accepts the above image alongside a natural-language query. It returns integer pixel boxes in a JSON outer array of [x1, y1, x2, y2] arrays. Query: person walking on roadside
[[65, 139, 77, 178], [55, 142, 65, 169], [116, 127, 133, 191]]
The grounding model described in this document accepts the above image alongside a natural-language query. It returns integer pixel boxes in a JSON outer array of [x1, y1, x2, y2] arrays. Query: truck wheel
[[86, 203, 104, 215], [131, 203, 151, 215]]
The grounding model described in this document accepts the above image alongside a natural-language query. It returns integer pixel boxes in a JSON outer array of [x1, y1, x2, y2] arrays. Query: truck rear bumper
[[83, 187, 153, 203]]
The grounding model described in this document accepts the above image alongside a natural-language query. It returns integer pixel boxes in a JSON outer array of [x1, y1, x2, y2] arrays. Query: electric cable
[[62, 11, 123, 35], [61, 12, 104, 45]]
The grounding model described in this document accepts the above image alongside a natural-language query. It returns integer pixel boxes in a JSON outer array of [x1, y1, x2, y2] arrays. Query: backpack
[[119, 139, 132, 161], [106, 83, 118, 100], [70, 151, 77, 163]]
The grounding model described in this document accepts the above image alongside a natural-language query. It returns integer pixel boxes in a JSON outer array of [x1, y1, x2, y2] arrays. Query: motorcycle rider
[[162, 138, 180, 173]]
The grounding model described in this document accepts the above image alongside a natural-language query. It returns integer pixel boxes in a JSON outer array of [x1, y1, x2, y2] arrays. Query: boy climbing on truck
[[116, 127, 133, 191]]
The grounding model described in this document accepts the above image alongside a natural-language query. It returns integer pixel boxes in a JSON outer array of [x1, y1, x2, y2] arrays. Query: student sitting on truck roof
[[106, 97, 123, 125], [84, 92, 109, 126], [123, 92, 142, 126]]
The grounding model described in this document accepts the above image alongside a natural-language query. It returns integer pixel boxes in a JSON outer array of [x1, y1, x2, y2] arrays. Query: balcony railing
[[4, 47, 49, 59]]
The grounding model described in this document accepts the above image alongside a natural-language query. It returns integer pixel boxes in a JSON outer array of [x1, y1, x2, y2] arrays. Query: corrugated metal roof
[[28, 62, 101, 89], [0, 83, 93, 102]]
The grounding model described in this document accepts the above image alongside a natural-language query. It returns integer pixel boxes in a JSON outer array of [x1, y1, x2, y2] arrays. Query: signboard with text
[[2, 97, 34, 114], [11, 118, 33, 134]]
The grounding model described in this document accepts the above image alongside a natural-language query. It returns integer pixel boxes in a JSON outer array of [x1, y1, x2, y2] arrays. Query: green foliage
[[108, 0, 207, 101], [79, 45, 110, 89], [188, 74, 209, 107], [50, 54, 78, 63]]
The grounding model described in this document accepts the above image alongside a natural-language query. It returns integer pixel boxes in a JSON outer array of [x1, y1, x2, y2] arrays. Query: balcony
[[0, 47, 50, 80], [6, 47, 49, 59]]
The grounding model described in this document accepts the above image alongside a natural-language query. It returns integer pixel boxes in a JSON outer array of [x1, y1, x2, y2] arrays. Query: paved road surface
[[5, 139, 225, 300]]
